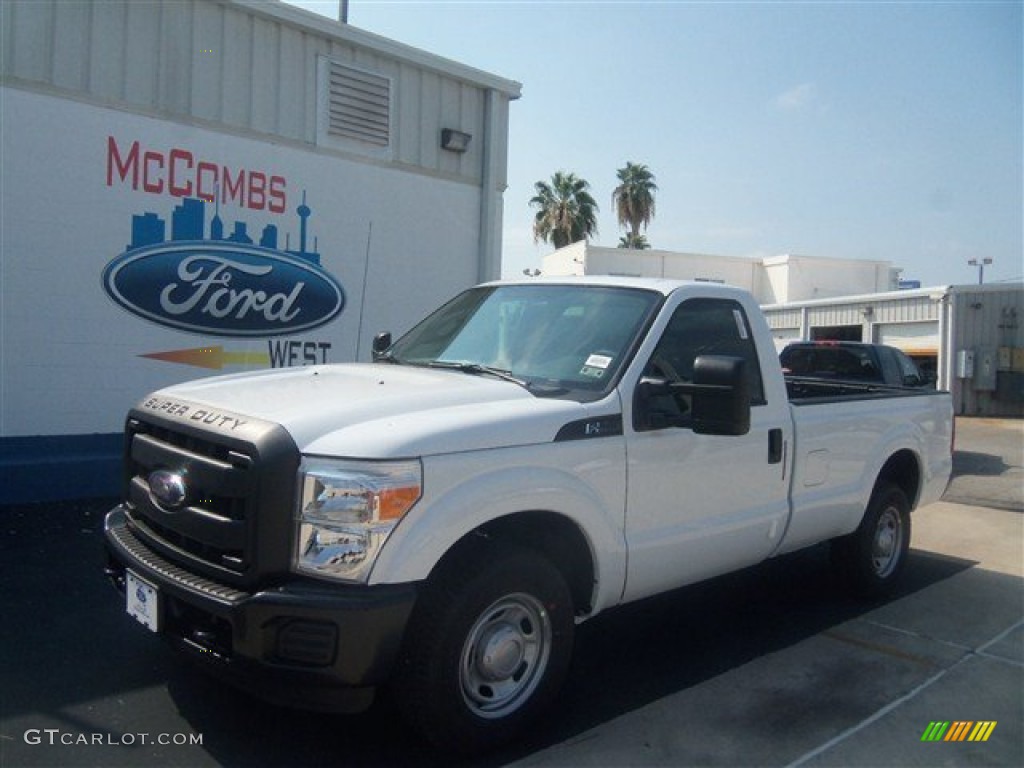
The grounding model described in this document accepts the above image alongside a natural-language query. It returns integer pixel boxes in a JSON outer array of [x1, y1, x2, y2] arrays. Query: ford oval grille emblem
[[148, 470, 187, 509]]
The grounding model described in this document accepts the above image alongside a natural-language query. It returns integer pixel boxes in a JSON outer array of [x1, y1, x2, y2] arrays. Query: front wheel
[[393, 541, 574, 754], [831, 484, 911, 597]]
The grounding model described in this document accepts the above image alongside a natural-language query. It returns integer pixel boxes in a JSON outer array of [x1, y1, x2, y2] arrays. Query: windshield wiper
[[427, 361, 529, 388]]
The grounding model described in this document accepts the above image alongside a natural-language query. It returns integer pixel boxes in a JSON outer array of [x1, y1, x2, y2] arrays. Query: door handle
[[768, 428, 784, 464]]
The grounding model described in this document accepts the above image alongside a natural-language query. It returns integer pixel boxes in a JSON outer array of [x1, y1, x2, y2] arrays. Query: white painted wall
[[544, 245, 894, 304], [0, 88, 483, 436]]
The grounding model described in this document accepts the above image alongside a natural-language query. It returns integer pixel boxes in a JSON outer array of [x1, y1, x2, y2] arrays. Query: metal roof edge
[[761, 285, 955, 310], [226, 0, 523, 98]]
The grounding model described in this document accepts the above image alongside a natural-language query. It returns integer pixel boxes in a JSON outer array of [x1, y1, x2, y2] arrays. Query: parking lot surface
[[1, 418, 1021, 767]]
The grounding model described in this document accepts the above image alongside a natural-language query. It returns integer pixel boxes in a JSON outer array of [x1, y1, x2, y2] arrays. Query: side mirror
[[633, 355, 751, 436], [371, 332, 392, 360], [690, 355, 750, 436], [634, 377, 688, 431]]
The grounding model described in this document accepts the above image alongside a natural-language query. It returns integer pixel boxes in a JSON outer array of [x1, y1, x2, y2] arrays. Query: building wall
[[1, 0, 517, 185], [762, 254, 895, 304], [543, 244, 893, 304], [948, 286, 1024, 416], [764, 284, 1024, 417], [0, 0, 521, 502]]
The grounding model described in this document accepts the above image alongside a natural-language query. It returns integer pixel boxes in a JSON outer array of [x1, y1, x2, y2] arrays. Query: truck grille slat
[[122, 407, 299, 589]]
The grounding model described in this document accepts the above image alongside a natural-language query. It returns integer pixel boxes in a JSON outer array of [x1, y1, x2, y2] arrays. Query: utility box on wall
[[974, 347, 998, 391], [956, 349, 975, 380]]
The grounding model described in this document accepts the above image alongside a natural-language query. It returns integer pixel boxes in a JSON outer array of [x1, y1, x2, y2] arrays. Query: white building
[[0, 0, 521, 502], [543, 243, 1024, 417], [542, 242, 898, 304], [763, 284, 1024, 417]]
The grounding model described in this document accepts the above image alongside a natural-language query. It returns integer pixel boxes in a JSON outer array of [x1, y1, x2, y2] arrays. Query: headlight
[[295, 459, 422, 583]]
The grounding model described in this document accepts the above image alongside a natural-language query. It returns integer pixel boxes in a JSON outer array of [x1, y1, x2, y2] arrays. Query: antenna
[[354, 221, 373, 361]]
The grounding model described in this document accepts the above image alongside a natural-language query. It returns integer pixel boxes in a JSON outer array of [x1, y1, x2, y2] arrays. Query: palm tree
[[612, 162, 657, 249], [618, 233, 651, 250], [529, 171, 599, 249]]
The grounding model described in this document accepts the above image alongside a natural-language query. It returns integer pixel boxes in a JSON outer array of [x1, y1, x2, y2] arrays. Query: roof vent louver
[[326, 61, 391, 148]]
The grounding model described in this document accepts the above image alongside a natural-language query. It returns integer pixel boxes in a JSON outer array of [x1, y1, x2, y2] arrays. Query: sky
[[285, 0, 1022, 287]]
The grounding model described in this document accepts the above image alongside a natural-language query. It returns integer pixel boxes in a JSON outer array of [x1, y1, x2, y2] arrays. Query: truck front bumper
[[103, 505, 417, 713]]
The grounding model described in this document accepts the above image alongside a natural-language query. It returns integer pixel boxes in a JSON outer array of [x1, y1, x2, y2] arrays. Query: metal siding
[[808, 306, 862, 328], [491, 94, 511, 189], [91, 2, 128, 102], [52, 1, 89, 92], [192, 0, 225, 123], [418, 69, 441, 169], [0, 2, 11, 74], [219, 5, 249, 126], [158, 1, 192, 115], [873, 295, 937, 324], [9, 0, 53, 82], [124, 2, 160, 106], [954, 289, 1024, 349], [278, 23, 309, 141], [2, 0, 517, 183], [461, 83, 483, 179], [250, 16, 279, 134], [437, 77, 462, 176], [396, 63, 421, 166], [764, 309, 802, 329]]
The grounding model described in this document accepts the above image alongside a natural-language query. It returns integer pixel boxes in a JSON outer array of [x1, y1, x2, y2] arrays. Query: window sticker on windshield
[[580, 354, 612, 379], [732, 309, 749, 340]]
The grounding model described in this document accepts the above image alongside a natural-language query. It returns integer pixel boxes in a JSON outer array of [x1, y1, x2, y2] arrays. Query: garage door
[[874, 321, 940, 355]]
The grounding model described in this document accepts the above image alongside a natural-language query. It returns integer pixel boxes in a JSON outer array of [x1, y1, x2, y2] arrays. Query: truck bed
[[777, 377, 953, 555]]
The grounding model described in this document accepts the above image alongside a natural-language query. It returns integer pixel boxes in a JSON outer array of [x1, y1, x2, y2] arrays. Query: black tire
[[831, 484, 911, 597], [393, 540, 574, 754]]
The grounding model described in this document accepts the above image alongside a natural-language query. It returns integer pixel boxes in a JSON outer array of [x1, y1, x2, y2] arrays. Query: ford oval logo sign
[[102, 241, 345, 337], [148, 470, 188, 509]]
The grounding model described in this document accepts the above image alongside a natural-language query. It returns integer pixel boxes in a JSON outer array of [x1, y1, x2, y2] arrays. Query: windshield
[[386, 284, 662, 397]]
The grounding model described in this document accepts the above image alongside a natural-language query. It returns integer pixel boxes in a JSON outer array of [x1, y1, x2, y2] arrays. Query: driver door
[[623, 297, 791, 601]]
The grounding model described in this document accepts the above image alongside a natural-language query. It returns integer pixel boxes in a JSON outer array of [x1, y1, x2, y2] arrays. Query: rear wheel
[[832, 484, 911, 597], [393, 541, 574, 754]]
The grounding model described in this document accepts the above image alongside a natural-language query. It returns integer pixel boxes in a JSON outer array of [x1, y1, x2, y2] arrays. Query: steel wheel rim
[[871, 506, 904, 578], [460, 592, 552, 719]]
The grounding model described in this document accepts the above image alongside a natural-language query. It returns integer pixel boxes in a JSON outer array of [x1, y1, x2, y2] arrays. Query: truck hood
[[151, 364, 598, 457]]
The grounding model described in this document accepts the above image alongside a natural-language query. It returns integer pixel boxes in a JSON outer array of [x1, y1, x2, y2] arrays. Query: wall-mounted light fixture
[[441, 128, 472, 153], [862, 306, 874, 318]]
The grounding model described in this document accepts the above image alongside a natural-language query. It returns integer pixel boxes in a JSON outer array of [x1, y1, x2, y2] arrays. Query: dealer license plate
[[126, 570, 160, 632]]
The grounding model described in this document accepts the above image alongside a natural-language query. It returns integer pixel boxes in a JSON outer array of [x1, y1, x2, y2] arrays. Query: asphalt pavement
[[1, 417, 1021, 767]]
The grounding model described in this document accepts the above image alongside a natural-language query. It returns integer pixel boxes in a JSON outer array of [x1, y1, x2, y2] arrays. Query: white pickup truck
[[104, 277, 952, 752]]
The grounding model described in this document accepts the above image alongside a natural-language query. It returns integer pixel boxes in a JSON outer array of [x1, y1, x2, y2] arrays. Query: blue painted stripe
[[0, 433, 123, 504]]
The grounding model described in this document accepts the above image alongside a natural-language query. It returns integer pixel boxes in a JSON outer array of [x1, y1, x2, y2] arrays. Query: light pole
[[968, 258, 992, 285]]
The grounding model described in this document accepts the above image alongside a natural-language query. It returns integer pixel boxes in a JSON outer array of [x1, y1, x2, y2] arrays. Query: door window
[[643, 299, 766, 423]]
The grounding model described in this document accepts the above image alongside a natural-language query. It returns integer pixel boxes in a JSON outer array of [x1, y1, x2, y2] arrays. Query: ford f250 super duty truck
[[104, 278, 952, 752]]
